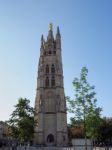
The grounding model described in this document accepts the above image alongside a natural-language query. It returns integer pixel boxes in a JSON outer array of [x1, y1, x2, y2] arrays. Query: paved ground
[[0, 146, 112, 150]]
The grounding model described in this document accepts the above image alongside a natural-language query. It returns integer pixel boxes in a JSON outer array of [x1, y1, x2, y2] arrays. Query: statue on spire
[[49, 23, 53, 31]]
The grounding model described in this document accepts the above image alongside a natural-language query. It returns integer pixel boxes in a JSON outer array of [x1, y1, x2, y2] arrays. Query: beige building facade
[[0, 121, 9, 139], [34, 24, 68, 146]]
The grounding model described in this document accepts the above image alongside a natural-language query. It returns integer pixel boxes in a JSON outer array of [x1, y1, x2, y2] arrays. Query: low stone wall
[[93, 147, 112, 150], [17, 146, 74, 150], [1, 146, 112, 150], [22, 147, 112, 150], [17, 147, 112, 150], [72, 139, 93, 150]]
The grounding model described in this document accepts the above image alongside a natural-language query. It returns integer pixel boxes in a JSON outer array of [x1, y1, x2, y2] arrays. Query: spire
[[49, 23, 53, 31], [56, 26, 61, 49], [47, 23, 54, 42], [57, 26, 60, 35], [56, 26, 61, 39], [41, 34, 44, 48], [41, 34, 44, 41]]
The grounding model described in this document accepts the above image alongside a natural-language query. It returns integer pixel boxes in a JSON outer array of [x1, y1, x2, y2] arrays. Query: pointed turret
[[47, 23, 54, 42], [41, 34, 44, 48], [56, 26, 61, 49], [56, 26, 61, 36], [40, 34, 45, 56]]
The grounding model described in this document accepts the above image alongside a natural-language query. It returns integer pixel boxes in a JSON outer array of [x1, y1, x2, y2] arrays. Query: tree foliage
[[67, 67, 102, 138], [7, 98, 34, 143]]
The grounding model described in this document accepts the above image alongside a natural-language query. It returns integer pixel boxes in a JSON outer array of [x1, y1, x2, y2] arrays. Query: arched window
[[63, 136, 65, 141], [51, 76, 55, 86], [47, 134, 54, 143], [53, 51, 56, 54], [49, 51, 52, 54], [45, 77, 49, 87], [46, 64, 49, 73], [51, 64, 55, 73], [44, 51, 46, 55]]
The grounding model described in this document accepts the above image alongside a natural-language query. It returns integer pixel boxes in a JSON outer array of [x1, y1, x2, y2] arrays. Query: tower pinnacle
[[56, 26, 61, 49], [41, 34, 44, 48], [57, 26, 60, 35], [49, 23, 53, 31], [47, 23, 54, 42]]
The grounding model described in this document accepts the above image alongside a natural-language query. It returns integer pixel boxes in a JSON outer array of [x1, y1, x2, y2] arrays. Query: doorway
[[47, 134, 54, 144]]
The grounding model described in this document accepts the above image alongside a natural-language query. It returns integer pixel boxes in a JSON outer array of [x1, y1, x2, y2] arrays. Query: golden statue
[[49, 23, 53, 31]]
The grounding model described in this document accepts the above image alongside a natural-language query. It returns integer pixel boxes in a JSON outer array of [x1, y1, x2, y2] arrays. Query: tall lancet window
[[46, 64, 49, 74], [45, 77, 49, 87], [51, 64, 55, 73], [51, 76, 55, 86]]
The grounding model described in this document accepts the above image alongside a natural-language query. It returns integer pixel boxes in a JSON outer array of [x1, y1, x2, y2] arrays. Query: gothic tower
[[34, 24, 68, 146]]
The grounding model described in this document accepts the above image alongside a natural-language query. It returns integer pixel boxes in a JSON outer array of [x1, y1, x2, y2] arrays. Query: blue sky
[[0, 0, 112, 121]]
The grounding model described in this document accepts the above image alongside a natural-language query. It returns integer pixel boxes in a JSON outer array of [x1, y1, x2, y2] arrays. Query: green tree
[[67, 67, 102, 148], [7, 98, 34, 143]]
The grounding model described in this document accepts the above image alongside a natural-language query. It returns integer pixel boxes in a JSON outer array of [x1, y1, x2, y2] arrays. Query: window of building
[[44, 51, 46, 55], [51, 64, 55, 73], [51, 76, 55, 86], [53, 51, 56, 54], [46, 64, 49, 73], [49, 51, 52, 54], [45, 77, 49, 87], [63, 136, 65, 141]]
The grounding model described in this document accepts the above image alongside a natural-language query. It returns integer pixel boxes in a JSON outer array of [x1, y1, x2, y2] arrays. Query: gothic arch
[[45, 77, 49, 87], [51, 64, 55, 73], [47, 134, 54, 143], [46, 64, 49, 74], [51, 76, 55, 86]]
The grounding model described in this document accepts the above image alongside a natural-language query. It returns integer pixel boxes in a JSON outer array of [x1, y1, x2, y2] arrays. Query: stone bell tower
[[34, 24, 68, 146]]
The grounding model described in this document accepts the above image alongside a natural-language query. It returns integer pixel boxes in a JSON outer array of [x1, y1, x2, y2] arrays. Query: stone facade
[[34, 24, 68, 146], [0, 121, 9, 139]]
